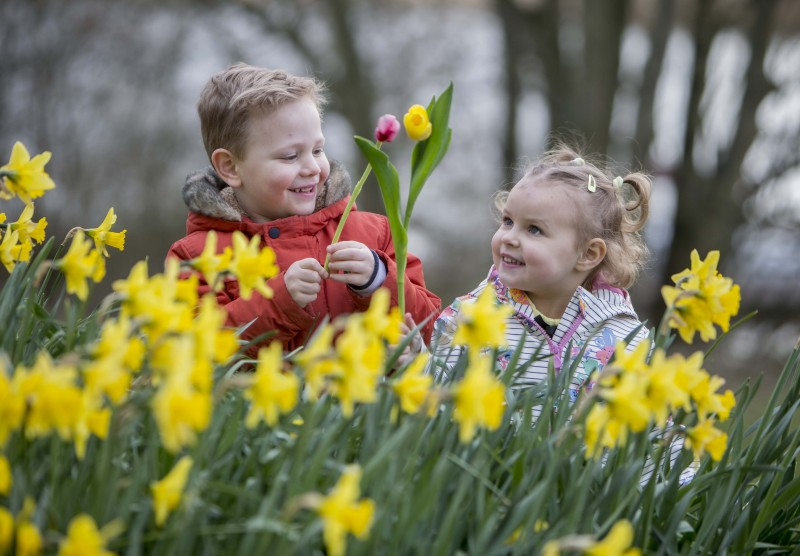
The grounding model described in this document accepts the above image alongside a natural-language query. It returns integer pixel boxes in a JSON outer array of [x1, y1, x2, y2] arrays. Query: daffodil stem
[[323, 142, 382, 271]]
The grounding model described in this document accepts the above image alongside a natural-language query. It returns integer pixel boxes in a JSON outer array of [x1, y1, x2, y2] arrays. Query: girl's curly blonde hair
[[494, 144, 651, 289]]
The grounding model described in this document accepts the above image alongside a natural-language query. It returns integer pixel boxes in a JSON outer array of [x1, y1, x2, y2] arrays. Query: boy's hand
[[285, 258, 328, 308], [326, 241, 375, 288]]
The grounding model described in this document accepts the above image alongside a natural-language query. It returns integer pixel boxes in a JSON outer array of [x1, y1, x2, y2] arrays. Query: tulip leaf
[[405, 83, 453, 228], [354, 135, 406, 246]]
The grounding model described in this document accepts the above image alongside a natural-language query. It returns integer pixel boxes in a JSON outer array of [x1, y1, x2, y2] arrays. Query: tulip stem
[[323, 142, 382, 271]]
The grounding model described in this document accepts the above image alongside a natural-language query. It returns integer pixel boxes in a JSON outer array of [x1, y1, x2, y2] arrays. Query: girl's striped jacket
[[431, 266, 650, 399]]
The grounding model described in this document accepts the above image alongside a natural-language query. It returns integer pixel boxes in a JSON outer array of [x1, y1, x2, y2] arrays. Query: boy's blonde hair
[[494, 144, 651, 289], [197, 62, 327, 161]]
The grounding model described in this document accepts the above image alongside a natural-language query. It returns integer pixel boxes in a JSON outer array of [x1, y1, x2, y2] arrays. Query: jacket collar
[[186, 196, 352, 238], [487, 265, 639, 328]]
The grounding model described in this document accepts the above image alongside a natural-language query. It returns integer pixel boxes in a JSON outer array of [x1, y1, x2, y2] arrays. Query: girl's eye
[[528, 225, 541, 235], [282, 154, 298, 161], [313, 147, 325, 156], [502, 217, 513, 227]]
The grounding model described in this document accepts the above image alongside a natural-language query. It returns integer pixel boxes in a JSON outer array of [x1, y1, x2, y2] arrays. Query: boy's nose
[[300, 154, 321, 175]]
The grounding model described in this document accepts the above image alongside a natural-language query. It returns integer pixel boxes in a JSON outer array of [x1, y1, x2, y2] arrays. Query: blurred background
[[2, 0, 799, 389]]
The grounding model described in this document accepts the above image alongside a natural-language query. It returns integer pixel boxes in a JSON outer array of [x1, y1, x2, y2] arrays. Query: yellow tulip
[[403, 104, 432, 141]]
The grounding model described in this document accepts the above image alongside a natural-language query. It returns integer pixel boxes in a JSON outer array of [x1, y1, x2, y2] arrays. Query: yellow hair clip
[[613, 176, 623, 189], [587, 175, 597, 192], [570, 157, 585, 166]]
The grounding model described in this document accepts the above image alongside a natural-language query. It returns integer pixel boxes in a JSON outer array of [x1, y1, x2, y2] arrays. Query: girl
[[432, 145, 651, 397]]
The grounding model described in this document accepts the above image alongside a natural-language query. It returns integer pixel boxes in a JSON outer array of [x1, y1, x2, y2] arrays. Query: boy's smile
[[226, 99, 330, 222]]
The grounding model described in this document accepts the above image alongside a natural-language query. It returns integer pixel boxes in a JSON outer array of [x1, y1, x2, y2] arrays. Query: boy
[[167, 63, 440, 353]]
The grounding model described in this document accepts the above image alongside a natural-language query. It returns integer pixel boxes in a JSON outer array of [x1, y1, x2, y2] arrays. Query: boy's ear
[[211, 148, 242, 188], [576, 238, 606, 272]]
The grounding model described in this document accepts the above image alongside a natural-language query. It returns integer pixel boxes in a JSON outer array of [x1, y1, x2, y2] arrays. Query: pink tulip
[[374, 114, 400, 143]]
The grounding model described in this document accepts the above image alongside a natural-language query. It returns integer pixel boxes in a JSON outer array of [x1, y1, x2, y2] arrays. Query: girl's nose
[[501, 229, 520, 246]]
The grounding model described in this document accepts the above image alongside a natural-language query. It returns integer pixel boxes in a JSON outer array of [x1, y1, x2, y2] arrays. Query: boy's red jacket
[[166, 164, 441, 353]]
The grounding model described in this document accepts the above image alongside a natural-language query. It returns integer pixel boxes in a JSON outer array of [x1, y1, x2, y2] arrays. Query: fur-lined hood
[[181, 160, 353, 221]]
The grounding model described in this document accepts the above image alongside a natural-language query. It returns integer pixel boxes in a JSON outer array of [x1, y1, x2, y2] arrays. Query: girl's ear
[[211, 148, 242, 188], [576, 238, 607, 272]]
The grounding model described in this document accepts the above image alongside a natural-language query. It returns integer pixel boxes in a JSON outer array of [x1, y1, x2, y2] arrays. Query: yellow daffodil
[[661, 250, 741, 344], [190, 230, 232, 291], [0, 362, 25, 445], [151, 456, 193, 527], [0, 454, 11, 496], [72, 400, 111, 461], [16, 352, 109, 459], [151, 377, 212, 453], [0, 507, 13, 555], [112, 260, 150, 306], [391, 353, 435, 415], [0, 141, 56, 205], [294, 324, 340, 400], [192, 295, 238, 367], [83, 208, 126, 257], [584, 403, 629, 459], [16, 521, 42, 556], [18, 352, 82, 440], [53, 230, 105, 300], [316, 465, 375, 556], [8, 203, 47, 245], [329, 319, 384, 417], [599, 370, 652, 433], [0, 229, 29, 273], [586, 520, 641, 556], [403, 104, 433, 141], [244, 342, 299, 428], [229, 231, 278, 300], [542, 540, 560, 556], [642, 349, 690, 426], [114, 260, 195, 343], [687, 373, 736, 421], [685, 418, 728, 462], [15, 499, 42, 556], [452, 355, 506, 443], [84, 315, 141, 404], [452, 287, 513, 353], [361, 287, 403, 344], [58, 514, 121, 556]]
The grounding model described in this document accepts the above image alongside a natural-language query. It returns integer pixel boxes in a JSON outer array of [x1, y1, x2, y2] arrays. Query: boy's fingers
[[328, 240, 363, 252]]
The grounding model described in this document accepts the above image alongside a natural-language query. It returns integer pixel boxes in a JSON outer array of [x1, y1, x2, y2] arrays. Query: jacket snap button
[[268, 227, 280, 239]]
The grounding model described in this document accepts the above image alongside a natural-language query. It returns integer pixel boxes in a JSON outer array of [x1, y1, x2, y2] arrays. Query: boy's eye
[[282, 154, 298, 161], [502, 217, 513, 227], [313, 147, 325, 156], [528, 225, 542, 235]]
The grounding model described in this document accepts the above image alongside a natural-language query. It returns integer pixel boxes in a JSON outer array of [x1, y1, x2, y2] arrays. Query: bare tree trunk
[[495, 0, 523, 185], [633, 0, 674, 167], [662, 0, 717, 281], [582, 0, 628, 155], [663, 0, 777, 285]]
